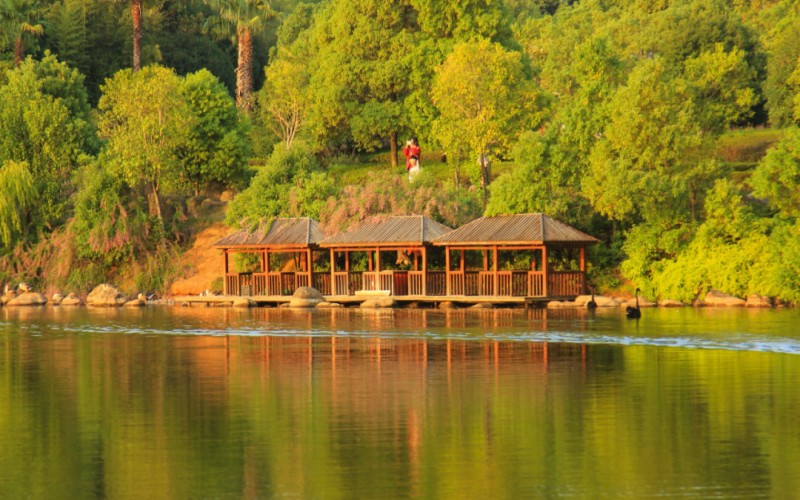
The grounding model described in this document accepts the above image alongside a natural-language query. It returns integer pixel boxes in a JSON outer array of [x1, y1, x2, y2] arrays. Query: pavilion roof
[[319, 215, 452, 247], [432, 214, 599, 246], [214, 218, 327, 248]]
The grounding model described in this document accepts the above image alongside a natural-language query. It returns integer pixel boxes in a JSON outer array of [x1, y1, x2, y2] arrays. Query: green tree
[[177, 68, 250, 195], [305, 0, 416, 165], [431, 38, 544, 190], [750, 127, 800, 219], [204, 0, 275, 111], [0, 0, 45, 66], [258, 47, 309, 150], [0, 52, 95, 235], [98, 65, 193, 224], [0, 160, 35, 249], [225, 143, 330, 225]]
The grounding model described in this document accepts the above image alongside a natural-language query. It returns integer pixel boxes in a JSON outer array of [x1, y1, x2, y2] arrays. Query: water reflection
[[1, 307, 799, 498]]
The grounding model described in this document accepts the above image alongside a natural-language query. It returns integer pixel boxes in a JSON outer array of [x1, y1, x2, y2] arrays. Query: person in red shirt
[[402, 137, 421, 172]]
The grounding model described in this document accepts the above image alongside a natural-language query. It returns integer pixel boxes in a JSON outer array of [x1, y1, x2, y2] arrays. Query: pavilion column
[[579, 246, 586, 294], [265, 249, 271, 295], [375, 247, 381, 292], [223, 249, 229, 295], [493, 246, 498, 296], [542, 245, 548, 297], [422, 246, 428, 296], [307, 248, 313, 289], [329, 248, 335, 295], [445, 248, 451, 296]]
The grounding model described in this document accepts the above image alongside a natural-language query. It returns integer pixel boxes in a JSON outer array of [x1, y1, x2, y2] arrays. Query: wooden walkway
[[173, 294, 573, 308]]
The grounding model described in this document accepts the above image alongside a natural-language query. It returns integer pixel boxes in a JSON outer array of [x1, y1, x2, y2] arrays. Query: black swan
[[626, 288, 641, 319], [587, 287, 597, 309]]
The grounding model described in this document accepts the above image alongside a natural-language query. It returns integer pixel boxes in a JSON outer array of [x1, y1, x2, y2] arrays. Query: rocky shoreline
[[0, 284, 792, 310]]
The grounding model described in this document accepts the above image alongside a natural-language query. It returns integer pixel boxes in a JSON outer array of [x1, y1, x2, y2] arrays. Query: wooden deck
[[173, 294, 575, 308]]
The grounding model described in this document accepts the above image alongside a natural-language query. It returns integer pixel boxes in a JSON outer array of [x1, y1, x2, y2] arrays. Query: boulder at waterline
[[316, 302, 343, 308], [438, 301, 457, 309], [470, 303, 494, 309], [232, 297, 255, 308], [7, 292, 48, 306], [290, 287, 324, 308], [52, 293, 64, 305], [659, 299, 685, 307], [360, 297, 396, 309], [61, 293, 84, 306], [745, 294, 772, 308], [124, 298, 146, 307], [621, 297, 657, 308], [704, 290, 746, 307], [576, 294, 618, 306], [1, 292, 16, 305], [87, 284, 127, 307], [547, 300, 580, 308]]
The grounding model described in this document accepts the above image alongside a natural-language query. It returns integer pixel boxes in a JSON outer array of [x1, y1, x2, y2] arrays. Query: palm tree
[[0, 0, 45, 66], [131, 0, 142, 71], [205, 0, 274, 111]]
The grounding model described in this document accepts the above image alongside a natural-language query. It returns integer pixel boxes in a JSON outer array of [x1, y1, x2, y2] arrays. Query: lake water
[[1, 306, 799, 498]]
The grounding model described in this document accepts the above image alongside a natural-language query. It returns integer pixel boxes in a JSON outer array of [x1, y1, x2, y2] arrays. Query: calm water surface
[[1, 306, 799, 499]]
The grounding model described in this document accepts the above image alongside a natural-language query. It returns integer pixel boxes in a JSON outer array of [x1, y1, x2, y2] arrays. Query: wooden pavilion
[[318, 215, 452, 296], [214, 217, 328, 296], [431, 213, 599, 298], [212, 213, 599, 304]]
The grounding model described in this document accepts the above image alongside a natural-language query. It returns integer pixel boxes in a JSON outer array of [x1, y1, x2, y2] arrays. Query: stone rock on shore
[[361, 297, 396, 309], [316, 302, 342, 308], [575, 295, 620, 307], [52, 293, 64, 305], [61, 293, 84, 306], [87, 284, 127, 307], [547, 300, 580, 308], [704, 290, 745, 307], [621, 297, 656, 308], [124, 298, 146, 307], [7, 292, 48, 306], [438, 301, 457, 309], [1, 292, 16, 305], [232, 297, 255, 308], [290, 287, 324, 308], [745, 294, 772, 308], [659, 299, 685, 307]]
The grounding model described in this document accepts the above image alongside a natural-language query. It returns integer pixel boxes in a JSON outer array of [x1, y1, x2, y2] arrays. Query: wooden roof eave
[[318, 242, 433, 249], [431, 240, 598, 247], [217, 243, 321, 251]]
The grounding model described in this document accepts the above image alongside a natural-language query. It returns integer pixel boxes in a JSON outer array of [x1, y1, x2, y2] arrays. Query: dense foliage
[[1, 0, 800, 303]]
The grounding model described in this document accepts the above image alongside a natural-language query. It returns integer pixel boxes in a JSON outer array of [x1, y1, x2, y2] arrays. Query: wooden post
[[307, 248, 313, 289], [223, 249, 229, 295], [493, 245, 498, 296], [579, 246, 586, 294], [483, 250, 488, 271], [445, 247, 451, 296], [460, 250, 465, 272], [542, 245, 548, 297], [422, 246, 428, 296], [330, 248, 335, 295]]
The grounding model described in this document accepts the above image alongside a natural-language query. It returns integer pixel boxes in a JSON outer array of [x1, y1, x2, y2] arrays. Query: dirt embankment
[[169, 223, 230, 296]]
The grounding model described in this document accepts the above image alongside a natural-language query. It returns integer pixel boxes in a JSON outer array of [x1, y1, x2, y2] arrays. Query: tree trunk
[[13, 37, 24, 66], [389, 131, 398, 168], [150, 180, 163, 224], [131, 0, 142, 72], [236, 26, 254, 112]]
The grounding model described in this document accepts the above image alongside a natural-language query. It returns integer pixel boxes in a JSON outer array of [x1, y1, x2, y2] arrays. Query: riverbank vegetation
[[1, 0, 799, 303]]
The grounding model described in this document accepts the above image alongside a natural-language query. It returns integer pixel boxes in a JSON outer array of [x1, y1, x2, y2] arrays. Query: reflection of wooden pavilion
[[215, 218, 328, 296], [431, 214, 599, 298], [318, 215, 452, 296]]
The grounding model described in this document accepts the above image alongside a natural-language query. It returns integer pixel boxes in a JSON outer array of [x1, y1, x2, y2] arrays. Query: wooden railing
[[313, 273, 331, 296], [528, 271, 545, 297], [226, 269, 584, 298], [548, 271, 584, 297], [409, 271, 425, 295], [332, 272, 363, 295], [449, 271, 480, 296], [427, 271, 446, 296]]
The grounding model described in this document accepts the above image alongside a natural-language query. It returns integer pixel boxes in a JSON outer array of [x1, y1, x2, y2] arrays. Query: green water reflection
[[1, 307, 799, 498]]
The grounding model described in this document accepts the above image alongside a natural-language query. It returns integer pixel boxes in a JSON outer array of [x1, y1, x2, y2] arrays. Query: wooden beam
[[460, 249, 465, 272], [307, 248, 313, 288], [223, 250, 229, 295]]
